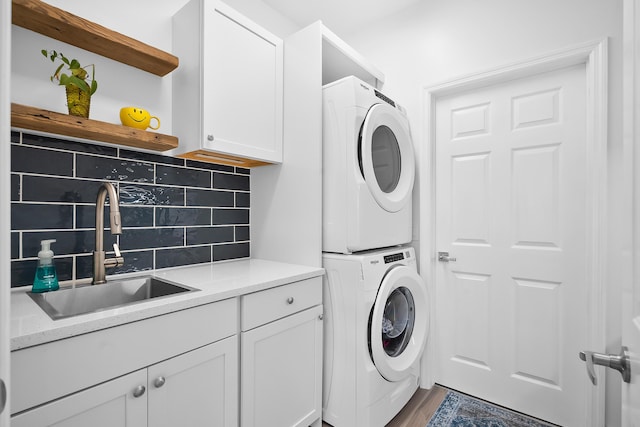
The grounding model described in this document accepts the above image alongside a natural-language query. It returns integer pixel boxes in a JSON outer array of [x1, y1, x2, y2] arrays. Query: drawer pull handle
[[286, 297, 294, 304], [132, 385, 146, 398], [154, 376, 166, 388]]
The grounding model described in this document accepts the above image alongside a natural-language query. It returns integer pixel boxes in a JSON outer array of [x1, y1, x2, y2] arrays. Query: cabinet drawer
[[241, 277, 321, 331]]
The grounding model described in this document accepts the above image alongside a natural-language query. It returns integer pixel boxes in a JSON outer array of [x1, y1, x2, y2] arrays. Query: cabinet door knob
[[0, 378, 6, 415], [207, 135, 214, 141], [154, 376, 166, 388], [286, 297, 294, 304], [318, 314, 324, 320], [132, 385, 146, 398]]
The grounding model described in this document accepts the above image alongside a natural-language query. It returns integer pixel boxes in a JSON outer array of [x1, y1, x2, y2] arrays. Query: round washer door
[[359, 103, 415, 213], [370, 265, 428, 382]]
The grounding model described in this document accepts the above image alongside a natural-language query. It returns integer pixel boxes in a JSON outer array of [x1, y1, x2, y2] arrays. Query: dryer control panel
[[383, 250, 411, 263], [374, 89, 396, 108]]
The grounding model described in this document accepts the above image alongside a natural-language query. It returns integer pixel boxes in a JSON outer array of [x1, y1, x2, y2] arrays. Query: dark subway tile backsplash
[[214, 242, 250, 262], [11, 203, 74, 230], [12, 145, 74, 177], [156, 207, 211, 227], [213, 172, 250, 191], [11, 174, 19, 201], [156, 164, 211, 188], [187, 226, 234, 246], [156, 246, 211, 269], [186, 188, 235, 207], [213, 208, 249, 225], [119, 183, 185, 206], [22, 176, 103, 203], [10, 131, 250, 288]]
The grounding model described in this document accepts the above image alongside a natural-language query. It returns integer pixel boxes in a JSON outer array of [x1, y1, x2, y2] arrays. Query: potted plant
[[41, 49, 98, 118]]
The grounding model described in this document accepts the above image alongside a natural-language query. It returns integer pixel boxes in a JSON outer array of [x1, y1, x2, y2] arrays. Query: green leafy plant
[[41, 49, 98, 95]]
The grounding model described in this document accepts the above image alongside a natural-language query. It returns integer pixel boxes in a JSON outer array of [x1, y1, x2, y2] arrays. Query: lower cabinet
[[12, 336, 238, 427], [11, 277, 325, 427], [240, 278, 323, 427]]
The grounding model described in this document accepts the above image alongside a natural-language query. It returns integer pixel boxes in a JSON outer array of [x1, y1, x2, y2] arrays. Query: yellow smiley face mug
[[119, 107, 160, 130]]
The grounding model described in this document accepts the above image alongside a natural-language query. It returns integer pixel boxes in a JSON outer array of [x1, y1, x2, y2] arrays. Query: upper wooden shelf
[[12, 0, 179, 76], [11, 103, 179, 152]]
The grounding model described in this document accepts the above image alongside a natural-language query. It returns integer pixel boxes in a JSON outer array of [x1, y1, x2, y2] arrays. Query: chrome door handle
[[579, 346, 631, 385], [0, 378, 6, 415], [438, 251, 456, 262]]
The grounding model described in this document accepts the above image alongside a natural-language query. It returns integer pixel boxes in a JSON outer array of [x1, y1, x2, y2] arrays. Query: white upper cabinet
[[172, 0, 283, 167]]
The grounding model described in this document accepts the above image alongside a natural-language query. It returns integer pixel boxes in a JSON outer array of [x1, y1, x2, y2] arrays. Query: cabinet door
[[241, 305, 323, 427], [202, 1, 283, 163], [148, 335, 238, 427], [11, 370, 147, 427]]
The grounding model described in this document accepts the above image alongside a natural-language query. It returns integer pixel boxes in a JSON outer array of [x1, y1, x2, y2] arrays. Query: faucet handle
[[104, 243, 125, 270]]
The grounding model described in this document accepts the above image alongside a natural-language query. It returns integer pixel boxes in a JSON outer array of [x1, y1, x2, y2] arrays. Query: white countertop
[[11, 258, 324, 351]]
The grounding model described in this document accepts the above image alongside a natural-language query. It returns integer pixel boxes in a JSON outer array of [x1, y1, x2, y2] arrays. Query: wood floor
[[322, 384, 448, 427]]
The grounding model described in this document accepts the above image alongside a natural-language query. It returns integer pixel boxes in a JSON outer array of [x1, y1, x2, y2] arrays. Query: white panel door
[[148, 336, 238, 427], [241, 306, 323, 427], [435, 64, 588, 425], [623, 0, 640, 423], [202, 0, 283, 162], [11, 370, 147, 427]]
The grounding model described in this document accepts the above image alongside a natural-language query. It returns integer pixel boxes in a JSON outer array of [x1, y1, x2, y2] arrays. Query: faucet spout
[[93, 182, 125, 284]]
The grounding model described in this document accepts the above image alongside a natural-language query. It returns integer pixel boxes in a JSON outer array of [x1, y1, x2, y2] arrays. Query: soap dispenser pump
[[32, 239, 59, 293]]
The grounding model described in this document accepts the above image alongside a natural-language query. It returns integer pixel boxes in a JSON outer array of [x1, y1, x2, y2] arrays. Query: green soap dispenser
[[32, 239, 59, 293]]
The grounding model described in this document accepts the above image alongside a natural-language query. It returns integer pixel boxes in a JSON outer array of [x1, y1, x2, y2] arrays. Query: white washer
[[322, 246, 429, 427], [323, 76, 415, 254]]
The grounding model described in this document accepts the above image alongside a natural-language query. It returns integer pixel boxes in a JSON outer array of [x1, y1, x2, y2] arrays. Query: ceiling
[[261, 0, 423, 35]]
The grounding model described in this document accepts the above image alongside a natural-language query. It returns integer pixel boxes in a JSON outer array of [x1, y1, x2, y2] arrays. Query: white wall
[[340, 0, 623, 424]]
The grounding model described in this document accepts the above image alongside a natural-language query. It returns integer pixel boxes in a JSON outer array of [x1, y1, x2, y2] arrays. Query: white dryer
[[323, 76, 415, 254], [322, 246, 429, 427]]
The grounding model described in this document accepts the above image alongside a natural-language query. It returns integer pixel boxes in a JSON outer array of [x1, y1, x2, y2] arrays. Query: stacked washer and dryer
[[321, 76, 429, 427]]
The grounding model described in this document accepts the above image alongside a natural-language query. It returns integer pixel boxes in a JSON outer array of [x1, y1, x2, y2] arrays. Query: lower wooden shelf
[[11, 103, 179, 152]]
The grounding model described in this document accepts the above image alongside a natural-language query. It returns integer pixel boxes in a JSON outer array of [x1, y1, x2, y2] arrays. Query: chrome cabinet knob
[[207, 135, 214, 141], [286, 297, 294, 304], [154, 376, 166, 388], [132, 385, 146, 398], [0, 378, 6, 415]]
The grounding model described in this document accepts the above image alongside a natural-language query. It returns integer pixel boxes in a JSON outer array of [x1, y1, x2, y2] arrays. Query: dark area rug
[[427, 390, 557, 427]]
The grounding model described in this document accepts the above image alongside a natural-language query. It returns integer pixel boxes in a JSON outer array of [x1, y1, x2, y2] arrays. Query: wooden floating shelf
[[12, 0, 179, 77], [11, 103, 179, 152], [177, 150, 271, 168]]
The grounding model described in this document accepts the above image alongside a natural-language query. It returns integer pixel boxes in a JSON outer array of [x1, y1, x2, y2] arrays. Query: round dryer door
[[359, 103, 415, 213], [370, 265, 428, 382]]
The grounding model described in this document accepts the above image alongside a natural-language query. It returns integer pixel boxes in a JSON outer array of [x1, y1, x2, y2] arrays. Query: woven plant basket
[[65, 84, 91, 118]]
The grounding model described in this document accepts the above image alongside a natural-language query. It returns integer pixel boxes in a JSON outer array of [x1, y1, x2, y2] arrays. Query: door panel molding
[[419, 39, 608, 426]]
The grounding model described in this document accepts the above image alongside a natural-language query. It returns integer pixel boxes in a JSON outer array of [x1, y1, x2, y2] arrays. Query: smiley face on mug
[[120, 107, 160, 130]]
